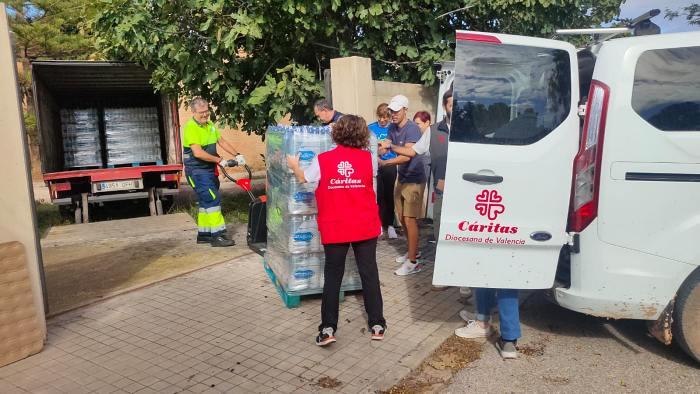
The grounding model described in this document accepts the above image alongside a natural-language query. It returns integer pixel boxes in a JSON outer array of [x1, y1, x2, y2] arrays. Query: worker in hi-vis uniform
[[183, 97, 245, 247]]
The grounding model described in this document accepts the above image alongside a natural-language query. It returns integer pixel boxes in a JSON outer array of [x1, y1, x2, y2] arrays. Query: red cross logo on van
[[475, 190, 505, 220]]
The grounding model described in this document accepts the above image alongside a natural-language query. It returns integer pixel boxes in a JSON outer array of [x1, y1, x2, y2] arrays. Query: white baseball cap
[[388, 95, 409, 111]]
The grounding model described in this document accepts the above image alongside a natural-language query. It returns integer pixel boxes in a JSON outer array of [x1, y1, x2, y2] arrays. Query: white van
[[432, 30, 700, 362]]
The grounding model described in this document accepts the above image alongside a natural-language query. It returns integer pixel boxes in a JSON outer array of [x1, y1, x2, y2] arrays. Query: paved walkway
[[0, 235, 464, 393]]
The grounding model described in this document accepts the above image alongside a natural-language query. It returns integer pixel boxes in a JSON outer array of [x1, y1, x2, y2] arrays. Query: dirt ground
[[41, 213, 254, 315], [382, 335, 484, 394]]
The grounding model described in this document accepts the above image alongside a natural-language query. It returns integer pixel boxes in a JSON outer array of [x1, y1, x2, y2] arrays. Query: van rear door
[[433, 32, 579, 289]]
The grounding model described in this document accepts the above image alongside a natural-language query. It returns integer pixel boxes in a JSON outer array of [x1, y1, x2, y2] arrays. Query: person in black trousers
[[287, 115, 386, 346]]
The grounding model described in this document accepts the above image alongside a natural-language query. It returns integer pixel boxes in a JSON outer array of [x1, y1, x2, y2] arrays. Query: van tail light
[[568, 80, 610, 232]]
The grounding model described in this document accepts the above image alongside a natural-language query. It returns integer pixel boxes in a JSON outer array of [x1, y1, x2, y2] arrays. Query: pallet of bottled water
[[266, 125, 334, 174], [104, 107, 162, 166], [264, 125, 364, 296], [61, 108, 102, 168], [265, 248, 362, 294]]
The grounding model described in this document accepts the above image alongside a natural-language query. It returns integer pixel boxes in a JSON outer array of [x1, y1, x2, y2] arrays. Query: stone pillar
[[330, 56, 375, 123], [0, 5, 47, 366]]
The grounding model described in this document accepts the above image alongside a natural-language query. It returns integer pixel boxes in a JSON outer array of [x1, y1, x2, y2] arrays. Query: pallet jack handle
[[219, 162, 256, 201]]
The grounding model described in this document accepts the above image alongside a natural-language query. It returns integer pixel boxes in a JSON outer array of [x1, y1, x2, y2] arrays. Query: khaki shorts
[[394, 182, 425, 219]]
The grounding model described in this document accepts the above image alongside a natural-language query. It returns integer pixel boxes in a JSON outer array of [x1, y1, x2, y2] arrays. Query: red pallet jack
[[219, 162, 267, 256]]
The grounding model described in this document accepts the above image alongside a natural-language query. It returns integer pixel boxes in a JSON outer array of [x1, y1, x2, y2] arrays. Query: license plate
[[93, 179, 143, 193]]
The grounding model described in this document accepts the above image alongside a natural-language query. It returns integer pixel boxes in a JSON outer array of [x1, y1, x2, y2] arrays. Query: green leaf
[[369, 3, 383, 16], [200, 17, 213, 32], [276, 64, 294, 74], [225, 87, 239, 102], [247, 85, 272, 105], [275, 79, 287, 96]]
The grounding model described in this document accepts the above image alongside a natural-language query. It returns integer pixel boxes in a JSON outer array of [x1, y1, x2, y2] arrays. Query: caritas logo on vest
[[328, 161, 365, 190]]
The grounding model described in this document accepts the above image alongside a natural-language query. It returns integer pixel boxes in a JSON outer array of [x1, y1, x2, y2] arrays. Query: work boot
[[196, 234, 212, 244], [211, 234, 235, 247]]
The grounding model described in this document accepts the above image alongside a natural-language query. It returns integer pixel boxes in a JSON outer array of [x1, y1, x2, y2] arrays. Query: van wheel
[[673, 268, 700, 363]]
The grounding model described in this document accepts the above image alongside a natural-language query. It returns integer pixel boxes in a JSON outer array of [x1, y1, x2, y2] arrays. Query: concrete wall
[[330, 56, 437, 124], [0, 4, 47, 359]]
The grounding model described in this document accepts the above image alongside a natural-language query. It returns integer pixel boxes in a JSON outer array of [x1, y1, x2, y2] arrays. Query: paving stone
[[0, 237, 458, 393]]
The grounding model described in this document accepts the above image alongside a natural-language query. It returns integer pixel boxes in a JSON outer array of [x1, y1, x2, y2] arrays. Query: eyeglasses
[[195, 109, 210, 115], [389, 108, 404, 114]]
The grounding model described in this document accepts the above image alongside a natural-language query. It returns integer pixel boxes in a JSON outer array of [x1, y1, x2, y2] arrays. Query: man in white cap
[[378, 94, 426, 276]]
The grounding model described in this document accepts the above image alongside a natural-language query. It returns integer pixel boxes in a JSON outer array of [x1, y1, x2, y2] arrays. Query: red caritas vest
[[315, 145, 381, 244]]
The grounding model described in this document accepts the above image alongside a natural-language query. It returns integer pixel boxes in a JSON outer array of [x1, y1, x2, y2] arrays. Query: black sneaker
[[315, 327, 336, 346], [211, 235, 235, 247], [370, 324, 385, 340], [196, 234, 212, 244]]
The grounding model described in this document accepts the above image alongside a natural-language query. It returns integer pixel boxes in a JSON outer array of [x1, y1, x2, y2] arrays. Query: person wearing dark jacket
[[313, 98, 343, 126]]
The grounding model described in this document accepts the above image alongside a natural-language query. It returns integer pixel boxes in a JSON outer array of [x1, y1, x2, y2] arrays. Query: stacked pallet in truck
[[32, 61, 183, 223]]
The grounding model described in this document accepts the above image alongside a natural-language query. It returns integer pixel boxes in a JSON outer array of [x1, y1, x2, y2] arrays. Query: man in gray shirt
[[378, 95, 426, 276]]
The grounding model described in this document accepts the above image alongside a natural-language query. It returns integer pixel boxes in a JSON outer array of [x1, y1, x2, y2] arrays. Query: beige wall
[[330, 56, 437, 125], [0, 3, 47, 354], [373, 80, 437, 123]]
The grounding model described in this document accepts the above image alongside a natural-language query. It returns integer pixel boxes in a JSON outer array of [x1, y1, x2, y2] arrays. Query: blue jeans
[[475, 288, 521, 342]]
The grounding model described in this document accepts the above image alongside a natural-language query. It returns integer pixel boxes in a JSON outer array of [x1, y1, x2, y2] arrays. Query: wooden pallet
[[107, 160, 163, 168], [66, 164, 102, 170], [262, 260, 346, 309]]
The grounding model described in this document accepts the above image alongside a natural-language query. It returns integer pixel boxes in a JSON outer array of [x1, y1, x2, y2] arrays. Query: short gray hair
[[314, 98, 333, 111], [190, 97, 209, 112]]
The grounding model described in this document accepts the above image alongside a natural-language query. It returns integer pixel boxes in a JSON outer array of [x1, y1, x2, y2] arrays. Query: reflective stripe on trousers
[[197, 206, 226, 235], [186, 171, 226, 236]]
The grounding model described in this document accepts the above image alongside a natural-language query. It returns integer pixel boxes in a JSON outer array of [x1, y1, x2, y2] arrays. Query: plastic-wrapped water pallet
[[264, 125, 371, 308], [60, 108, 102, 168], [104, 107, 162, 166]]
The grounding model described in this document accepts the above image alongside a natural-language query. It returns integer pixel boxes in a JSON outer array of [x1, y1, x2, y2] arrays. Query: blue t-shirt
[[368, 121, 397, 161], [388, 120, 425, 184]]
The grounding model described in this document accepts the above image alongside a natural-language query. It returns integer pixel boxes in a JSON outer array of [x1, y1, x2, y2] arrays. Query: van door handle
[[462, 173, 503, 185]]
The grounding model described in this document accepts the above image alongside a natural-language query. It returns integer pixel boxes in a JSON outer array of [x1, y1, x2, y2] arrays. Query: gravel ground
[[444, 291, 700, 393]]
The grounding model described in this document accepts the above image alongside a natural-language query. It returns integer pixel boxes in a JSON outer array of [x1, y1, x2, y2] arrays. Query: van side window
[[450, 41, 571, 146], [632, 46, 700, 131]]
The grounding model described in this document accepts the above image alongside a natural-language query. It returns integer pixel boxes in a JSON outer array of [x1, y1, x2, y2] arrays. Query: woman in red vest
[[287, 115, 386, 346]]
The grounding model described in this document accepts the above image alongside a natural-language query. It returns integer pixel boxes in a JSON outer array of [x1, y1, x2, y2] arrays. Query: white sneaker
[[394, 261, 423, 276], [454, 320, 494, 338], [395, 251, 422, 264], [459, 309, 476, 322], [459, 287, 473, 298], [387, 226, 398, 239]]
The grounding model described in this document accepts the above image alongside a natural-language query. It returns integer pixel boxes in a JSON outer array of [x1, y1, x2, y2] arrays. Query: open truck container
[[32, 61, 182, 223]]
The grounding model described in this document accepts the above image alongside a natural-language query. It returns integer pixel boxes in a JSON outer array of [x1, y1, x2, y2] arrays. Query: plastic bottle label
[[293, 269, 315, 279], [299, 151, 315, 161], [293, 232, 313, 242], [293, 192, 314, 202]]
